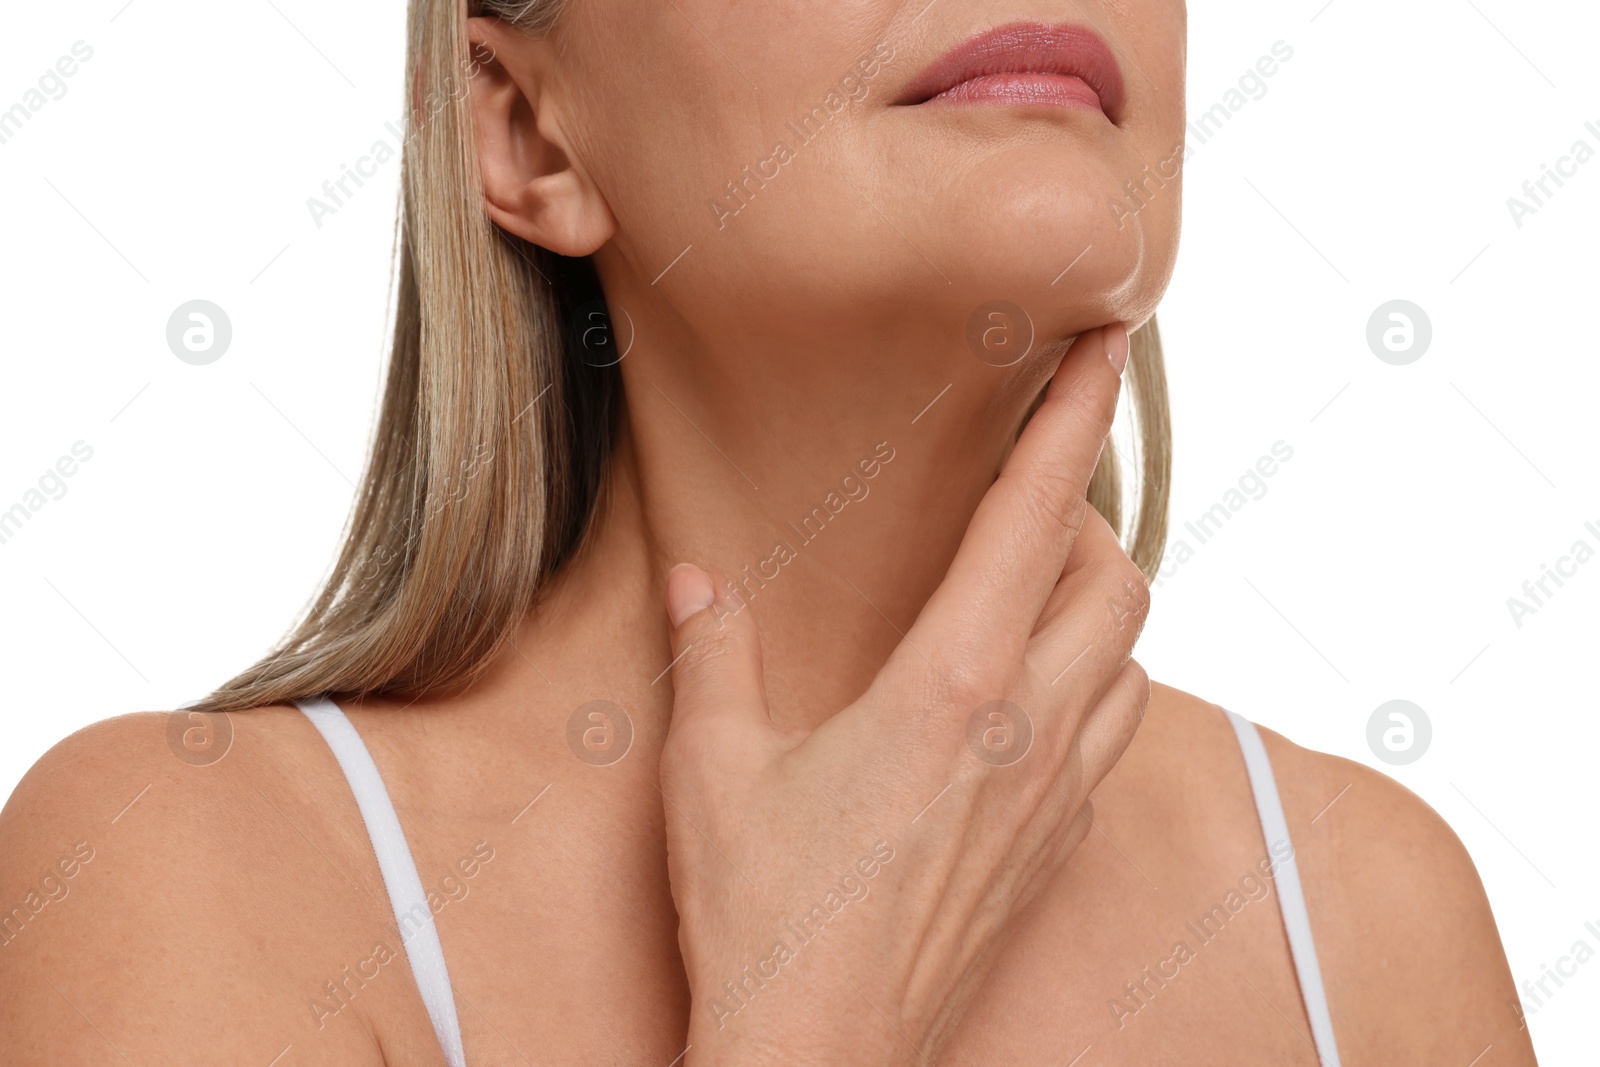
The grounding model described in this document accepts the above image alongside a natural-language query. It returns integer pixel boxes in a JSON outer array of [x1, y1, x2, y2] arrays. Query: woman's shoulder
[[0, 707, 316, 884], [1128, 682, 1477, 874], [0, 706, 331, 863], [1127, 682, 1534, 1060], [0, 707, 392, 1064]]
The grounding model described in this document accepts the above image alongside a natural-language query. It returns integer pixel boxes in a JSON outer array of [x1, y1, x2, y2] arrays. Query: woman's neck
[[485, 329, 1066, 731]]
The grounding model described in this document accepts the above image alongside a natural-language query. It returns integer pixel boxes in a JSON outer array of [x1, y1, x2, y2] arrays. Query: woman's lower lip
[[922, 72, 1105, 111]]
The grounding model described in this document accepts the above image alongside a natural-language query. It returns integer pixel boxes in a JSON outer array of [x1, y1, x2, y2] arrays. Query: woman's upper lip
[[896, 21, 1127, 121]]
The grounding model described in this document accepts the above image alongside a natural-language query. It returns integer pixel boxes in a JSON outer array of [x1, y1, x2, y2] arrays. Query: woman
[[0, 0, 1535, 1063]]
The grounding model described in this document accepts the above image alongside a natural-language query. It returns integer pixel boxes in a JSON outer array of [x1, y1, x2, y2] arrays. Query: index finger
[[908, 322, 1128, 669]]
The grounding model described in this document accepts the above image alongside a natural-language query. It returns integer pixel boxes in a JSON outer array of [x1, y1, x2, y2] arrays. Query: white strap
[[296, 697, 468, 1067], [1224, 710, 1342, 1067]]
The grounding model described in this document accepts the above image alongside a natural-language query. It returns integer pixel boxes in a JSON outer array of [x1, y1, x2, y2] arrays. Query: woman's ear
[[466, 17, 616, 256]]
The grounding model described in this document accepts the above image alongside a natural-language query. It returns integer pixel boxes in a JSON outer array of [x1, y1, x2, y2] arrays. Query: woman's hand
[[660, 324, 1151, 1067]]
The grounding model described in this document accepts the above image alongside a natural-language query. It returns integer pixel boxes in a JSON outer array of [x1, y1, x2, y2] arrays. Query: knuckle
[[880, 649, 1019, 752], [1106, 550, 1150, 595], [1097, 660, 1151, 737], [927, 662, 989, 716], [1047, 365, 1119, 446], [1002, 464, 1092, 544], [1091, 556, 1151, 639], [674, 626, 739, 680], [927, 640, 1017, 712], [1120, 658, 1152, 711]]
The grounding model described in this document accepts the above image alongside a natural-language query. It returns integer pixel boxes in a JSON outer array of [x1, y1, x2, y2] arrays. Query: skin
[[0, 0, 1536, 1063], [658, 328, 1154, 1065]]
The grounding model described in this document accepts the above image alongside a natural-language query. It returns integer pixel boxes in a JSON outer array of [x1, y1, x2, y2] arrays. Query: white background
[[1, 0, 1595, 1059]]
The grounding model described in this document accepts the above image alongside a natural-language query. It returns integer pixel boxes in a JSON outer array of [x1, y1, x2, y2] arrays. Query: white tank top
[[296, 697, 1342, 1067]]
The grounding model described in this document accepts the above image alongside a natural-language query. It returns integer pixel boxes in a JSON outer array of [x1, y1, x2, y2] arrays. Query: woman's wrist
[[684, 1007, 906, 1067], [679, 951, 915, 1066]]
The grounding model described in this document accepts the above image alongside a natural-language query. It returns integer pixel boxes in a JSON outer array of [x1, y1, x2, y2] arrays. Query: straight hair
[[191, 0, 1171, 713]]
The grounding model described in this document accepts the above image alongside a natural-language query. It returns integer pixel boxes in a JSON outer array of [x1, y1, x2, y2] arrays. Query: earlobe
[[466, 17, 616, 257]]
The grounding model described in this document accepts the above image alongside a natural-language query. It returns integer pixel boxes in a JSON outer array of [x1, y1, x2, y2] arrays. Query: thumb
[[664, 564, 771, 743]]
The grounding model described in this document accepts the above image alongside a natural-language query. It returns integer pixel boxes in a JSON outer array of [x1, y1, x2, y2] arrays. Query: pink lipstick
[[898, 22, 1126, 121]]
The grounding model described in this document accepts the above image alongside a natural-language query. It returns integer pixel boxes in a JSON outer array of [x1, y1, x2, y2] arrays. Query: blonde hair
[[192, 0, 1171, 713]]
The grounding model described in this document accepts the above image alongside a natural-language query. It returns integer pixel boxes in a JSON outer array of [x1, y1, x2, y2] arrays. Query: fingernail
[[666, 564, 715, 627], [1104, 323, 1130, 376]]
